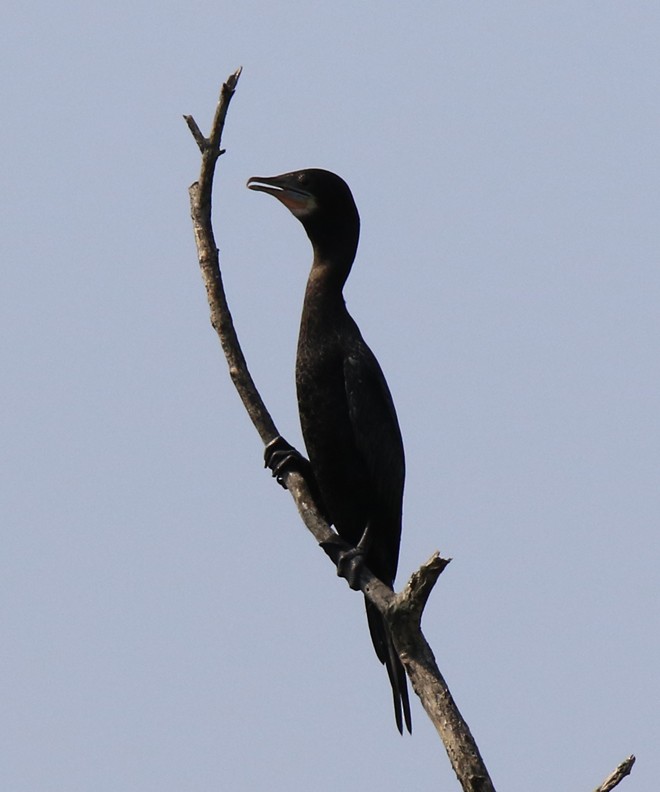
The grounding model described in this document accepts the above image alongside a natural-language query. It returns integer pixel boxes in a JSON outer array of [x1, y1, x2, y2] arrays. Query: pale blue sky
[[2, 3, 659, 790]]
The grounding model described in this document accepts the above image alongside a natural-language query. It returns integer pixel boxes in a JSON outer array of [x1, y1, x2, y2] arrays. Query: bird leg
[[335, 522, 373, 590]]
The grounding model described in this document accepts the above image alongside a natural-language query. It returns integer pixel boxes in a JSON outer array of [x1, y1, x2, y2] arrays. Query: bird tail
[[365, 597, 412, 734]]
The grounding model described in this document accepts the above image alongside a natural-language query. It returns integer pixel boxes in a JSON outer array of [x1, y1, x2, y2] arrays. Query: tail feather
[[365, 598, 412, 734]]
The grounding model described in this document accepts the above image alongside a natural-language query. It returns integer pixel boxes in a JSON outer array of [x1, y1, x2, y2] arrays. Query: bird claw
[[337, 546, 366, 590], [321, 522, 373, 589], [318, 538, 364, 589], [264, 436, 308, 488]]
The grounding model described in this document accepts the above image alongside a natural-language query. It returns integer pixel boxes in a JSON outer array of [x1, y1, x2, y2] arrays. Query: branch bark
[[185, 71, 635, 792]]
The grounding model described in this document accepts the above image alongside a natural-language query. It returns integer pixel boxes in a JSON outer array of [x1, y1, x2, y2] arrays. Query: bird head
[[247, 168, 360, 263]]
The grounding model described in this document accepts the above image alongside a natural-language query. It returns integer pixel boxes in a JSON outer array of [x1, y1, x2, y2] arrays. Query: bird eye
[[297, 173, 307, 185]]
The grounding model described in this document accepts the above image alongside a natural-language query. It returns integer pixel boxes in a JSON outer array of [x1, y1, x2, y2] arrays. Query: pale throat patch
[[283, 192, 317, 218]]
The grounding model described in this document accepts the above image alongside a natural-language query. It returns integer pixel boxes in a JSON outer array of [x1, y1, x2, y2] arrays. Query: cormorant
[[247, 168, 411, 734]]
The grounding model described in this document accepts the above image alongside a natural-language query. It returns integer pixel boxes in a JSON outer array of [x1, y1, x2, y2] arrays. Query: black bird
[[247, 168, 411, 734]]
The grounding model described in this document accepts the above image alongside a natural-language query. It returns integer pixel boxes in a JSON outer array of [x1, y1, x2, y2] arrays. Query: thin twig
[[183, 114, 207, 152]]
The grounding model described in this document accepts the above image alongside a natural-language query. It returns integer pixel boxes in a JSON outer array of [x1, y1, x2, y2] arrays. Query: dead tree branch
[[185, 71, 635, 792], [185, 67, 277, 444]]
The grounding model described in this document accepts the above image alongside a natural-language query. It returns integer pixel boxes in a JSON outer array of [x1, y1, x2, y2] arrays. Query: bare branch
[[384, 557, 495, 792], [592, 756, 635, 792], [186, 67, 277, 445]]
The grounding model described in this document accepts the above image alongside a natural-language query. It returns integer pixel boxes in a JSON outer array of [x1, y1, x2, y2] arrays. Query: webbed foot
[[264, 436, 311, 488]]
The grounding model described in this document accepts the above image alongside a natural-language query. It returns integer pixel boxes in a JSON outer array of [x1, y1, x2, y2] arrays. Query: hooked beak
[[247, 174, 314, 215]]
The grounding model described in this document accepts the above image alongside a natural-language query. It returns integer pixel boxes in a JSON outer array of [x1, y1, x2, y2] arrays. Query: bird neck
[[300, 254, 352, 334], [303, 212, 359, 289]]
